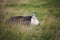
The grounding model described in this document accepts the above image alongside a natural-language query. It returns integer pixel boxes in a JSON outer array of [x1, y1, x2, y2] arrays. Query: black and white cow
[[5, 14, 40, 26]]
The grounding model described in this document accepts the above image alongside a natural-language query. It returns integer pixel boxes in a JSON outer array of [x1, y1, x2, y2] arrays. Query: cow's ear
[[32, 14, 35, 17]]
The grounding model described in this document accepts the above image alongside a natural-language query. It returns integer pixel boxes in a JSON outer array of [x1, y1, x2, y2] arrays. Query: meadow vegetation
[[0, 0, 60, 40]]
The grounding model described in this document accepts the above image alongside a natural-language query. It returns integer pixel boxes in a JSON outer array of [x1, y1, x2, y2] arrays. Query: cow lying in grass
[[5, 14, 40, 26]]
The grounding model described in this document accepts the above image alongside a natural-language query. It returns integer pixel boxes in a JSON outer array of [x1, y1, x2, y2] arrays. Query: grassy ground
[[0, 0, 60, 40]]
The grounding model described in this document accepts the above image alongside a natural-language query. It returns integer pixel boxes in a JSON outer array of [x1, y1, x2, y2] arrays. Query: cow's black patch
[[5, 16, 32, 25]]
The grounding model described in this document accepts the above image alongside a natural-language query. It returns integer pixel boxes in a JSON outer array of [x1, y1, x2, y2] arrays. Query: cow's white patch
[[31, 14, 39, 25]]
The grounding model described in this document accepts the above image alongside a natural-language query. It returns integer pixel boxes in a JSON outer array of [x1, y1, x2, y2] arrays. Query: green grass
[[0, 0, 60, 40]]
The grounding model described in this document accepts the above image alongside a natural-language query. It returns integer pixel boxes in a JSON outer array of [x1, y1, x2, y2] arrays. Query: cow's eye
[[33, 18, 36, 19]]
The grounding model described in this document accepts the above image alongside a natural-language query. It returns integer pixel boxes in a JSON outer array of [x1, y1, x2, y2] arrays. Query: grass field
[[0, 0, 60, 40]]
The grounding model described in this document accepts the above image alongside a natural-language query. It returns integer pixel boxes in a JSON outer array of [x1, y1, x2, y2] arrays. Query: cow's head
[[31, 14, 40, 25]]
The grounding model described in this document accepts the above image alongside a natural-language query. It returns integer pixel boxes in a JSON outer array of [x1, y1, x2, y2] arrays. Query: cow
[[5, 14, 40, 26]]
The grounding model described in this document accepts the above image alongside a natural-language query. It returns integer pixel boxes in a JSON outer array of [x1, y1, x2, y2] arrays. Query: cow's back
[[5, 16, 32, 25]]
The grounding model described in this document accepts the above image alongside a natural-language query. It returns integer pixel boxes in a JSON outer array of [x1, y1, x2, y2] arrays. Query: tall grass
[[0, 0, 60, 40]]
